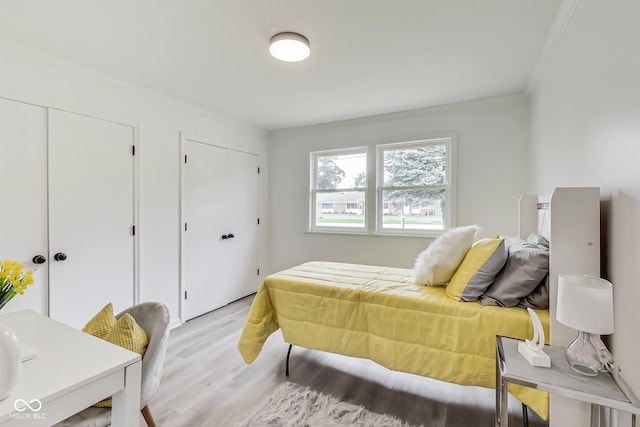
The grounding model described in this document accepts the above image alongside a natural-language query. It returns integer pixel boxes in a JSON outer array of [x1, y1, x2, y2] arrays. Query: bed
[[238, 187, 601, 424]]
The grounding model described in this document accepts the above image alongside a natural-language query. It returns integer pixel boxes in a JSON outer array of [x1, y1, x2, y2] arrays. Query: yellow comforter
[[238, 261, 549, 419]]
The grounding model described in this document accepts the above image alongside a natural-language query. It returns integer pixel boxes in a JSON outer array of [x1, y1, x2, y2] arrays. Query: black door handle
[[221, 234, 228, 240], [32, 255, 47, 264], [228, 233, 235, 239], [53, 252, 67, 261]]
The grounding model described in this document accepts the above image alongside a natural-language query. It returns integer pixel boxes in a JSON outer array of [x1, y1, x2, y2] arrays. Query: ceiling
[[0, 1, 562, 131]]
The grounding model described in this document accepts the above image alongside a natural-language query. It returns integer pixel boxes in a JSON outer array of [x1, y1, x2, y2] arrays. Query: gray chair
[[56, 302, 170, 427]]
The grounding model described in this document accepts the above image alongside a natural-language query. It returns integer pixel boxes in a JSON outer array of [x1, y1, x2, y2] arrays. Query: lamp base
[[565, 331, 602, 376]]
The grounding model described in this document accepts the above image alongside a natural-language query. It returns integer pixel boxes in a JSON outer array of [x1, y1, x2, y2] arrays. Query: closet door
[[0, 98, 49, 315], [182, 138, 259, 321], [48, 109, 135, 328], [226, 149, 259, 301], [183, 140, 230, 320]]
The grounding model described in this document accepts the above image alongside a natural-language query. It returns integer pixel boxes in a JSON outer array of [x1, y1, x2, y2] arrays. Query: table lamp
[[557, 274, 615, 376]]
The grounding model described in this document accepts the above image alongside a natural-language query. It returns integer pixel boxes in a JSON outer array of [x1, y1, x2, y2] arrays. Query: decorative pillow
[[526, 232, 549, 249], [82, 303, 117, 339], [500, 235, 521, 249], [446, 237, 507, 302], [413, 225, 480, 286], [517, 276, 549, 309], [481, 239, 549, 307], [95, 313, 148, 407]]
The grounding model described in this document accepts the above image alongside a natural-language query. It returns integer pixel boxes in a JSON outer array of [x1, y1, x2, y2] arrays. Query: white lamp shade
[[269, 32, 310, 62], [557, 274, 614, 335]]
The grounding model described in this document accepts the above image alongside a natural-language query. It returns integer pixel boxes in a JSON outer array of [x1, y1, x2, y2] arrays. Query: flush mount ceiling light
[[269, 32, 310, 62]]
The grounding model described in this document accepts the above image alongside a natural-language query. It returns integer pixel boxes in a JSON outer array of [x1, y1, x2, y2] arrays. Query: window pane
[[317, 153, 366, 190], [383, 144, 447, 187], [315, 191, 365, 228], [381, 189, 445, 231]]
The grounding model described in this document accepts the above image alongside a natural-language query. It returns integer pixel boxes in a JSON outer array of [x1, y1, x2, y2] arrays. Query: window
[[377, 138, 454, 234], [310, 148, 367, 231], [309, 136, 455, 236]]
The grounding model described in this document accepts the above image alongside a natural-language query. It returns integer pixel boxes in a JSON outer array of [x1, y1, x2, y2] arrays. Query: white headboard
[[518, 187, 601, 426]]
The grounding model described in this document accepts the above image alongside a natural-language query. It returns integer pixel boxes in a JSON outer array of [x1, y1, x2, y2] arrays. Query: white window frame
[[309, 147, 368, 233], [376, 136, 456, 236]]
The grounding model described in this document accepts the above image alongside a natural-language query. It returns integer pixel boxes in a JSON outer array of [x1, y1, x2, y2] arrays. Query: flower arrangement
[[0, 260, 34, 310]]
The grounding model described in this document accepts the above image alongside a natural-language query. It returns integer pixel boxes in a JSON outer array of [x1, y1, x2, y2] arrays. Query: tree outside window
[[310, 149, 367, 230], [379, 139, 452, 233]]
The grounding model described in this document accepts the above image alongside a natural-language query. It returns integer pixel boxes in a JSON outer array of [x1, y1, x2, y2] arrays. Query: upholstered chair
[[56, 302, 171, 427]]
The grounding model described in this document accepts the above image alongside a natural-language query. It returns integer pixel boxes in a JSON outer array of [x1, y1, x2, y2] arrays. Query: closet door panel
[[183, 141, 230, 320], [0, 98, 49, 315], [48, 109, 134, 328], [226, 150, 259, 301]]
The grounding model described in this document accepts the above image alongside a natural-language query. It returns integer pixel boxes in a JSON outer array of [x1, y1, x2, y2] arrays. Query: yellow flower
[[0, 259, 36, 310]]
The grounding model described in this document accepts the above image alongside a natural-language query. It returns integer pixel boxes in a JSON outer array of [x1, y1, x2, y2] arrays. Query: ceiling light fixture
[[269, 32, 310, 62]]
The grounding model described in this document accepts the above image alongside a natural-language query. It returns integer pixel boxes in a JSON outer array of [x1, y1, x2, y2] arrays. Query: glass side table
[[496, 336, 639, 427]]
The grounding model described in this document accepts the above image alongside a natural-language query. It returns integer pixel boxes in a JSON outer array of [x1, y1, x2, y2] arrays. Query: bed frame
[[519, 187, 600, 426]]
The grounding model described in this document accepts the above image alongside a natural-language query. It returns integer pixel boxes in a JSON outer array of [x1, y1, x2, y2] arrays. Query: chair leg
[[522, 403, 529, 427], [141, 405, 157, 427]]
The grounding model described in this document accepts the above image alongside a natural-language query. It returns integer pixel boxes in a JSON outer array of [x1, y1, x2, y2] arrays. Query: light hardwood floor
[[147, 295, 546, 426]]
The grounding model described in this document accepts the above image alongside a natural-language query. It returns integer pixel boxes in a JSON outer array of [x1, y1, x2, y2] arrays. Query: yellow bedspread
[[238, 261, 550, 419]]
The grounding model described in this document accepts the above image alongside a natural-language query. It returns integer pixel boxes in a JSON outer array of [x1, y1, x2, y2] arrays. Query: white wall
[[529, 0, 640, 419], [267, 94, 530, 274], [0, 41, 269, 326]]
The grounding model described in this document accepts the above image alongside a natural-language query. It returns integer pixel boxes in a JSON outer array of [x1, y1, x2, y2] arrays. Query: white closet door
[[0, 98, 49, 315], [226, 150, 259, 301], [183, 141, 230, 320], [48, 109, 135, 328]]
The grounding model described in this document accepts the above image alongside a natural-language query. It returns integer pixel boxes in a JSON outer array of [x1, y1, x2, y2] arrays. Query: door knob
[[228, 233, 235, 239], [221, 234, 228, 240], [32, 255, 47, 264], [53, 252, 67, 261]]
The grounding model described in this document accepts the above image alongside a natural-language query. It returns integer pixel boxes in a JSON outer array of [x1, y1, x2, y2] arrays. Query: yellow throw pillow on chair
[[81, 303, 117, 339], [94, 313, 148, 408]]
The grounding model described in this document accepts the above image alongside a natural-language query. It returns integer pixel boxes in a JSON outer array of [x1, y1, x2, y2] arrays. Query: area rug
[[237, 382, 411, 426]]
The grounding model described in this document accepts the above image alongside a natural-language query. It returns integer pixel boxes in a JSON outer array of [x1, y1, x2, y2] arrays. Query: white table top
[[497, 336, 639, 414], [0, 309, 140, 421]]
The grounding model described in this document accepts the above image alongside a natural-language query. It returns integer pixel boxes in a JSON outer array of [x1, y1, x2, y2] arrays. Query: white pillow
[[413, 225, 480, 286]]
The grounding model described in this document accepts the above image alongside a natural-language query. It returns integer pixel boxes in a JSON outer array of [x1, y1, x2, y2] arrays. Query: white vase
[[0, 323, 21, 401]]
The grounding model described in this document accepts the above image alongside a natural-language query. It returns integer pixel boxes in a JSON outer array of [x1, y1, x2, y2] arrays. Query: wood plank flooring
[[146, 295, 546, 426]]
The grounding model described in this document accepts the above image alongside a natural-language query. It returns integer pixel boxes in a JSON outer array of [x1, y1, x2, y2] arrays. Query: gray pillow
[[480, 239, 549, 307], [517, 276, 549, 309], [526, 232, 549, 249], [500, 235, 520, 249]]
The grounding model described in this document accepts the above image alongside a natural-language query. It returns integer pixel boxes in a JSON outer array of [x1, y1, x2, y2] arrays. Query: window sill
[[306, 229, 441, 238]]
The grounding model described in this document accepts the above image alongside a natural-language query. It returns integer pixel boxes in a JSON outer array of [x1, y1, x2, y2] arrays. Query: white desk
[[0, 310, 141, 427]]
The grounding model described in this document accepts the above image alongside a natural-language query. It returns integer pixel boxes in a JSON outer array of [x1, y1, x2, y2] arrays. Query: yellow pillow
[[82, 303, 117, 339], [446, 237, 507, 302], [95, 313, 148, 407]]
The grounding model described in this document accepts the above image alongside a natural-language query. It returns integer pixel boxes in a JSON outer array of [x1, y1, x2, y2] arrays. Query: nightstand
[[495, 335, 639, 427]]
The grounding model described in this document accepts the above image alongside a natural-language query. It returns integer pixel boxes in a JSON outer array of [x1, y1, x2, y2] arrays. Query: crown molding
[[526, 0, 581, 94]]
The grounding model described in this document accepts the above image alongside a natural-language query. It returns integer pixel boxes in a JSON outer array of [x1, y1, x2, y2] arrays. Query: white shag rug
[[237, 382, 411, 427]]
